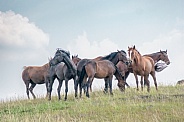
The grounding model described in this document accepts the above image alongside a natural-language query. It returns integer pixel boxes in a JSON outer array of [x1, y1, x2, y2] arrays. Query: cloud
[[139, 29, 184, 85], [67, 31, 120, 58], [0, 11, 49, 61]]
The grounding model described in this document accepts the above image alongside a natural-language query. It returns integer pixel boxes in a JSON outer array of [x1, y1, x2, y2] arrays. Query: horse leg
[[48, 77, 55, 100], [25, 82, 30, 99], [45, 80, 49, 98], [79, 81, 82, 98], [144, 75, 150, 92], [133, 73, 139, 91], [29, 83, 36, 99], [104, 78, 108, 93], [57, 79, 63, 100], [150, 71, 158, 91], [140, 76, 143, 91], [74, 77, 78, 98], [108, 77, 113, 95], [64, 79, 69, 101], [90, 81, 93, 92], [86, 77, 94, 98]]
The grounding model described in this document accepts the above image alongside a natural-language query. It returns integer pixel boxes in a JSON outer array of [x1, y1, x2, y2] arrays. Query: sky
[[0, 0, 183, 101]]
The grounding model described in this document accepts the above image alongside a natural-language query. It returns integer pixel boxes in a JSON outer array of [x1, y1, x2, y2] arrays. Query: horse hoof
[[103, 90, 108, 94]]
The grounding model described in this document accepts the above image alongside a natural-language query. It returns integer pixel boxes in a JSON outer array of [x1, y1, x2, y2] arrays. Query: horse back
[[22, 65, 48, 84], [95, 60, 115, 78], [142, 56, 155, 71]]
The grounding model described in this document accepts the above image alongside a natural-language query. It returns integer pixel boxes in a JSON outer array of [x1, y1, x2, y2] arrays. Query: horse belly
[[94, 72, 109, 78], [95, 66, 114, 78], [29, 71, 45, 84]]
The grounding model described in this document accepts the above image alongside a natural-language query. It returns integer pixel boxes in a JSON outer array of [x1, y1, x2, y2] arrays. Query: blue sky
[[0, 0, 183, 100]]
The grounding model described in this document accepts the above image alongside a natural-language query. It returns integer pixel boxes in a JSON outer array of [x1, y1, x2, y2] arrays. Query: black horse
[[48, 49, 77, 100]]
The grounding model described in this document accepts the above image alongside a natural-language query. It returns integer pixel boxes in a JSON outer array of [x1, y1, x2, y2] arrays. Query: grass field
[[0, 86, 184, 122]]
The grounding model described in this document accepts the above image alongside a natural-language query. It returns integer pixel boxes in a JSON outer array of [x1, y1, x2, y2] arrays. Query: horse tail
[[78, 65, 86, 85]]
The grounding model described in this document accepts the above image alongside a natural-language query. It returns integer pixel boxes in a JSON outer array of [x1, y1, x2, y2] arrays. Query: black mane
[[56, 49, 70, 58], [101, 52, 117, 61]]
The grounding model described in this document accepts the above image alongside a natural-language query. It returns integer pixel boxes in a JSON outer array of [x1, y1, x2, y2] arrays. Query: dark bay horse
[[75, 50, 128, 98], [49, 49, 77, 100], [79, 59, 126, 97], [128, 45, 157, 92], [22, 63, 50, 99], [144, 50, 170, 65]]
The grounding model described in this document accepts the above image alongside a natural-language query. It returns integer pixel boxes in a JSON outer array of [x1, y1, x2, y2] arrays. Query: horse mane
[[56, 49, 70, 58], [101, 52, 117, 61], [120, 50, 127, 56]]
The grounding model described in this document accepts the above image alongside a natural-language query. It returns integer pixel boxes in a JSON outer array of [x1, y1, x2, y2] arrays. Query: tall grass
[[0, 86, 184, 122]]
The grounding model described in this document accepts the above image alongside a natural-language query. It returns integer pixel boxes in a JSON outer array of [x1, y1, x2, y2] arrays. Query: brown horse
[[22, 63, 50, 99], [78, 59, 126, 97], [144, 50, 170, 65], [128, 45, 157, 92], [117, 50, 170, 86], [75, 50, 128, 98], [72, 55, 81, 66]]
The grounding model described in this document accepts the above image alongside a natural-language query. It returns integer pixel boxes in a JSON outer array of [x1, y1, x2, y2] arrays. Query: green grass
[[0, 86, 184, 122]]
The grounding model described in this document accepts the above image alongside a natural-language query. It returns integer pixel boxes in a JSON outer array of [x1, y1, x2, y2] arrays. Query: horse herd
[[22, 45, 170, 100]]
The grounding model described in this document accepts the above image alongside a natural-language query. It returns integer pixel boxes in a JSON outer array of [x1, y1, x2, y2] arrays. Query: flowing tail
[[78, 65, 86, 88], [154, 62, 168, 72]]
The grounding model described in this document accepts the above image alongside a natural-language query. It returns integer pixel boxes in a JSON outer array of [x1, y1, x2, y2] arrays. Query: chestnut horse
[[117, 50, 170, 86], [128, 45, 157, 92], [22, 63, 50, 99], [78, 59, 126, 98]]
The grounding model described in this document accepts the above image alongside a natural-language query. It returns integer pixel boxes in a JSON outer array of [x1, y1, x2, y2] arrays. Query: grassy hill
[[0, 86, 184, 122]]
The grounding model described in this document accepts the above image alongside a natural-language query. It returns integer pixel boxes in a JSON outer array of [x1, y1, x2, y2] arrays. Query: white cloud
[[139, 29, 184, 85], [0, 11, 50, 61], [67, 31, 120, 58]]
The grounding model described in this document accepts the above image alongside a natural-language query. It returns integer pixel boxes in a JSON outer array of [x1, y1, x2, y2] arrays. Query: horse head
[[117, 50, 128, 64], [72, 55, 81, 66], [49, 49, 70, 66], [128, 45, 140, 65], [159, 50, 170, 65]]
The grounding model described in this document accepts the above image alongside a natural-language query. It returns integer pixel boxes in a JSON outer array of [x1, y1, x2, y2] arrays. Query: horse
[[144, 50, 170, 65], [22, 63, 50, 99], [117, 50, 170, 86], [78, 59, 126, 98], [48, 49, 77, 100], [72, 55, 81, 66], [75, 50, 128, 98], [128, 45, 157, 92]]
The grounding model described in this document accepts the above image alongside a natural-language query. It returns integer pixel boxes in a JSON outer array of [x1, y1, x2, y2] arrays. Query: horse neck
[[110, 57, 119, 65], [43, 63, 49, 70], [63, 56, 77, 73], [106, 53, 119, 65], [145, 53, 160, 63], [133, 52, 142, 65]]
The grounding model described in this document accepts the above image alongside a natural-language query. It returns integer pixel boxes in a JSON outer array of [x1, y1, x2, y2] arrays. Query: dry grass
[[0, 86, 184, 122]]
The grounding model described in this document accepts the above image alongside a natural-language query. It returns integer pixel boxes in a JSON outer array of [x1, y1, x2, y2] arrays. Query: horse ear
[[133, 45, 135, 49], [166, 50, 167, 53]]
